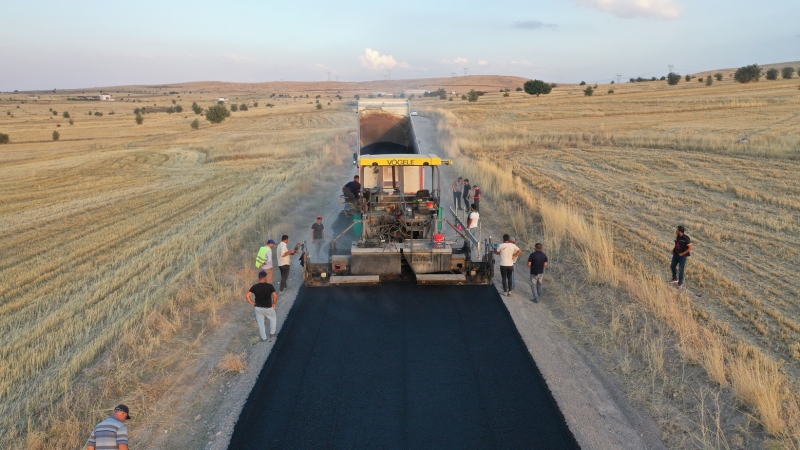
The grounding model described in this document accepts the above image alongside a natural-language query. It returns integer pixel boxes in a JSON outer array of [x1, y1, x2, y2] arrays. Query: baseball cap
[[267, 239, 276, 245], [114, 404, 132, 418], [258, 270, 267, 279], [509, 236, 516, 242], [317, 216, 322, 219]]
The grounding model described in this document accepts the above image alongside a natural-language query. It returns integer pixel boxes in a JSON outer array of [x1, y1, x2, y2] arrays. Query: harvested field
[[418, 75, 800, 447]]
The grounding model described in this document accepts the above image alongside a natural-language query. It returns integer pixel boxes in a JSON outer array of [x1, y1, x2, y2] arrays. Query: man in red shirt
[[472, 184, 482, 212]]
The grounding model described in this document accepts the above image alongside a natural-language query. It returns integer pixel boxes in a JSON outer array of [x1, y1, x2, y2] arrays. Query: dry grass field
[[0, 88, 354, 447], [418, 74, 800, 447]]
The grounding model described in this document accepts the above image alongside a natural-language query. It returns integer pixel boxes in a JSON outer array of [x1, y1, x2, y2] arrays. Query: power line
[[327, 71, 331, 81], [668, 64, 674, 73], [615, 74, 622, 84], [463, 67, 468, 76]]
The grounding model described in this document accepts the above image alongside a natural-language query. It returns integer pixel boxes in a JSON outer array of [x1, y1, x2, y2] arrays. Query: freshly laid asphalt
[[228, 284, 580, 450]]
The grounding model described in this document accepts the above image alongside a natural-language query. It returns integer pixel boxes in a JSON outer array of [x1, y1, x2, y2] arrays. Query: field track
[[229, 284, 579, 450]]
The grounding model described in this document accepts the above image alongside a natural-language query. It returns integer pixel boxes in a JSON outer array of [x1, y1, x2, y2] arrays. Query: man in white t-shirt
[[276, 235, 298, 292], [495, 234, 522, 296], [468, 203, 480, 229]]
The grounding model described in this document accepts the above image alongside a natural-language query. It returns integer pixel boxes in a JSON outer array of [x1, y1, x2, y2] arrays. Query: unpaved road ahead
[[228, 283, 579, 449]]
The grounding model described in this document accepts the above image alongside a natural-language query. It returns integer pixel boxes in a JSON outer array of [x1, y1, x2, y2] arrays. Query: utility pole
[[615, 74, 622, 84], [327, 71, 331, 81], [463, 67, 468, 76]]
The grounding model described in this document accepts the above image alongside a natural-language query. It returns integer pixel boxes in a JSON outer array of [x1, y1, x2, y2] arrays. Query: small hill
[[693, 61, 800, 78]]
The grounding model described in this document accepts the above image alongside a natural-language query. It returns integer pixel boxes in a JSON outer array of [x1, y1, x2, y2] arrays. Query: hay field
[[419, 75, 800, 447], [0, 90, 353, 446]]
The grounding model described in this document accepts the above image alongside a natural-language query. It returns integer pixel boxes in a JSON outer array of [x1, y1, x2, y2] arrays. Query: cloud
[[575, 0, 684, 19], [478, 60, 488, 66], [441, 57, 469, 65], [360, 48, 398, 71], [513, 21, 557, 29], [510, 60, 533, 67]]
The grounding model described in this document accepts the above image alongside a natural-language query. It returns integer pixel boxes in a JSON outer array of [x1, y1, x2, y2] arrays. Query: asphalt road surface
[[228, 284, 580, 450]]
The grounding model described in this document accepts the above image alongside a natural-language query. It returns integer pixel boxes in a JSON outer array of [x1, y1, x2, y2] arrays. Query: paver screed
[[228, 283, 580, 449]]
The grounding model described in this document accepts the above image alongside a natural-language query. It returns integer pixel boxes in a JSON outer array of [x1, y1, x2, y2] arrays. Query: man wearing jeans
[[527, 243, 548, 303], [452, 177, 464, 211], [496, 234, 522, 296], [670, 226, 692, 289], [246, 271, 278, 341], [276, 234, 298, 292]]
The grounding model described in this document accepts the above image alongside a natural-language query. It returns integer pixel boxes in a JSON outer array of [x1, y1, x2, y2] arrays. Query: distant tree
[[550, 83, 557, 88], [461, 94, 467, 100], [52, 130, 60, 141], [685, 74, 691, 82], [706, 76, 713, 86], [316, 95, 321, 99], [667, 72, 681, 85], [52, 110, 58, 116], [714, 73, 723, 81], [253, 101, 259, 107], [62, 111, 70, 118], [135, 113, 143, 125], [579, 81, 586, 86], [503, 92, 510, 97], [94, 111, 103, 116], [266, 103, 274, 107], [660, 76, 666, 80], [239, 103, 248, 111], [316, 103, 322, 110], [584, 86, 594, 96], [0, 133, 9, 144], [698, 77, 704, 82], [610, 80, 615, 84], [734, 64, 761, 83], [467, 89, 480, 102], [171, 99, 176, 104], [190, 118, 200, 130], [217, 100, 224, 105], [607, 89, 614, 94], [765, 68, 779, 80], [166, 106, 175, 114], [230, 104, 238, 112], [781, 67, 795, 79], [69, 118, 74, 125], [191, 102, 202, 114], [515, 87, 522, 91], [205, 104, 230, 123], [354, 94, 360, 100], [174, 105, 183, 113], [523, 79, 552, 97]]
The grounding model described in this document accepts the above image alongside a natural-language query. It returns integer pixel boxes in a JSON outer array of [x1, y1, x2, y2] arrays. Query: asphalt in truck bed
[[228, 284, 580, 449]]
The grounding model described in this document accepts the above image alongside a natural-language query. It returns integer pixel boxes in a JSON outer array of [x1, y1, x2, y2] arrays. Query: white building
[[218, 97, 228, 102], [100, 94, 113, 101]]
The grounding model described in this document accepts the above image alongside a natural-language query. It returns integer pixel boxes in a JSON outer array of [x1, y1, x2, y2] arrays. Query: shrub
[[171, 99, 176, 104], [94, 111, 103, 116], [715, 73, 724, 81], [134, 108, 142, 115], [217, 100, 224, 105], [660, 76, 666, 80], [584, 86, 594, 96], [523, 79, 552, 97], [239, 103, 248, 111], [230, 104, 238, 112], [62, 111, 70, 118], [174, 105, 183, 113], [781, 67, 795, 79], [191, 102, 202, 115], [685, 74, 691, 82], [52, 130, 60, 141], [316, 103, 322, 110], [765, 68, 779, 80], [467, 89, 480, 102], [52, 110, 58, 116], [315, 95, 321, 99], [0, 133, 9, 144], [266, 103, 274, 107], [579, 81, 586, 86], [667, 72, 681, 85], [205, 104, 230, 123], [550, 83, 558, 88], [503, 92, 509, 97], [135, 114, 143, 125], [166, 106, 175, 114], [56, 124, 61, 127], [706, 76, 713, 86], [69, 118, 74, 125], [190, 118, 200, 130], [515, 87, 522, 91], [734, 64, 761, 83], [354, 94, 360, 100], [607, 89, 614, 94], [253, 101, 259, 107], [461, 94, 467, 100]]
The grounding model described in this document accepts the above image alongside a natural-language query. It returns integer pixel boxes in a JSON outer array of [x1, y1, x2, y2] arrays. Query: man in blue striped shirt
[[86, 404, 131, 450]]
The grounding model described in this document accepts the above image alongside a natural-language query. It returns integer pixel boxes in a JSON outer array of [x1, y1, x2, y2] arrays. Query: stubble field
[[419, 74, 800, 447]]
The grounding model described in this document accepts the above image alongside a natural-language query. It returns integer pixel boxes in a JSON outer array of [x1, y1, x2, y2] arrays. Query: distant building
[[218, 97, 228, 102], [100, 94, 113, 101], [27, 94, 39, 99]]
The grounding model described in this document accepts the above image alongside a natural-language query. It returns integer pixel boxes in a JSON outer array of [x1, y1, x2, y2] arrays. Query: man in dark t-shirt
[[670, 226, 692, 289], [527, 243, 548, 303], [344, 175, 361, 199], [246, 271, 278, 341], [311, 215, 325, 259]]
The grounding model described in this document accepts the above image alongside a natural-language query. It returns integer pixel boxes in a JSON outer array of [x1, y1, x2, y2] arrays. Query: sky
[[1, 0, 798, 91]]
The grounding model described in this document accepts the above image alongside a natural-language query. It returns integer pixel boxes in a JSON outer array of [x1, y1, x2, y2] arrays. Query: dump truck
[[303, 99, 494, 286]]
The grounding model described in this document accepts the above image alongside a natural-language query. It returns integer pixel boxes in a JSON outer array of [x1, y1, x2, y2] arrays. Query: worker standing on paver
[[496, 234, 522, 296], [255, 239, 277, 284], [277, 235, 298, 292], [452, 177, 464, 211], [670, 225, 692, 289], [344, 175, 362, 199], [86, 404, 131, 450], [527, 243, 549, 303], [246, 270, 278, 341], [311, 216, 325, 260], [468, 204, 480, 229]]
